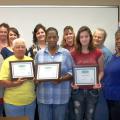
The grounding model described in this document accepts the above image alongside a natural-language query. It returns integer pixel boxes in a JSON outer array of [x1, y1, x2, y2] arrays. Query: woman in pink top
[[71, 26, 104, 120]]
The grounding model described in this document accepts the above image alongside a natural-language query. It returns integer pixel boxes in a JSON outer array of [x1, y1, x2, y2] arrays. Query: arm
[[59, 73, 73, 81], [98, 54, 104, 82], [53, 50, 74, 84], [0, 78, 25, 88], [93, 54, 104, 89]]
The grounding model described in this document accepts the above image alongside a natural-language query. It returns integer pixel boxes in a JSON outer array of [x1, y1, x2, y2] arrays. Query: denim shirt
[[35, 46, 74, 104]]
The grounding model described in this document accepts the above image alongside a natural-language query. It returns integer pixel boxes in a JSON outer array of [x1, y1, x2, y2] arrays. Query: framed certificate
[[10, 60, 34, 80], [73, 65, 98, 85], [36, 62, 61, 81]]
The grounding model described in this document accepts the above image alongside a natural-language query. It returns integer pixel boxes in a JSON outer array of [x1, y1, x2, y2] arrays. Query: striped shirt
[[35, 46, 74, 104]]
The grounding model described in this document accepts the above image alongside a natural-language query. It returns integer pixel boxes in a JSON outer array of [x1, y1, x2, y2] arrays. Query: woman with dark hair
[[71, 26, 104, 120], [1, 27, 20, 59], [28, 24, 46, 58]]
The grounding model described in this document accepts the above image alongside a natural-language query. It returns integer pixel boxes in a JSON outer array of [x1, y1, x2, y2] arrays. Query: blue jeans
[[94, 89, 108, 120], [72, 89, 99, 120], [38, 103, 68, 120], [4, 100, 36, 120], [64, 90, 75, 120], [0, 103, 4, 116]]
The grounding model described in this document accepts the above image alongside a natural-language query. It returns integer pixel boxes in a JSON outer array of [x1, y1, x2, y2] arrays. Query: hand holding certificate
[[73, 65, 98, 85]]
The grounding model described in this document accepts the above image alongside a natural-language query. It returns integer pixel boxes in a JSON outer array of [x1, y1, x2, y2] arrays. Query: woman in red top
[[71, 26, 104, 120]]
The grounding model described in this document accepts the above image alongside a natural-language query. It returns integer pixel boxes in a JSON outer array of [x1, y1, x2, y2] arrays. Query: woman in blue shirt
[[35, 27, 74, 120], [103, 29, 120, 120]]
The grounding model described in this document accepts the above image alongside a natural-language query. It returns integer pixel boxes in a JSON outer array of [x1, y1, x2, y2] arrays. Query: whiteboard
[[0, 6, 119, 52]]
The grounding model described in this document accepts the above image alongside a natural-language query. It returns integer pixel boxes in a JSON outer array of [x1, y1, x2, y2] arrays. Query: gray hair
[[12, 38, 26, 48], [93, 28, 107, 41]]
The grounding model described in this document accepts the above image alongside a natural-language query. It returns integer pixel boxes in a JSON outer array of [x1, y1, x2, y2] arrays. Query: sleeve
[[65, 50, 74, 75], [70, 50, 76, 64], [1, 47, 7, 59], [0, 59, 10, 80], [104, 49, 112, 66], [34, 52, 38, 65], [96, 48, 103, 59]]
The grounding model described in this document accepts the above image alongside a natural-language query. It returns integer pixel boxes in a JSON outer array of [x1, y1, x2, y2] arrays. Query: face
[[79, 31, 90, 47], [46, 30, 58, 49], [64, 29, 74, 46], [36, 28, 46, 42], [0, 26, 8, 41], [9, 31, 18, 44], [13, 42, 26, 59], [115, 33, 120, 51], [93, 30, 105, 47]]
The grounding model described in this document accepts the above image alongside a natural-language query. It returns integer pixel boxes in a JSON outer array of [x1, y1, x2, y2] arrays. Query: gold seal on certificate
[[10, 60, 34, 80], [36, 62, 61, 81], [73, 65, 98, 85]]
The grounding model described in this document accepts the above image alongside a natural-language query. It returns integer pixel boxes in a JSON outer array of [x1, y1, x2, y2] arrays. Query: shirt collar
[[44, 45, 63, 54]]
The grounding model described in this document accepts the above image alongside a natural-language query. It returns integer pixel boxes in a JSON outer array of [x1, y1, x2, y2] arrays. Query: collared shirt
[[35, 46, 74, 104]]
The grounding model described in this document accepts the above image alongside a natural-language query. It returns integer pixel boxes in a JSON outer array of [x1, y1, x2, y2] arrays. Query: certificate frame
[[73, 65, 98, 85], [36, 62, 61, 81], [9, 60, 35, 80]]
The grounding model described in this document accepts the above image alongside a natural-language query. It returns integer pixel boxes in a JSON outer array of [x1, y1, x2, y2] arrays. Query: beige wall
[[0, 0, 119, 20]]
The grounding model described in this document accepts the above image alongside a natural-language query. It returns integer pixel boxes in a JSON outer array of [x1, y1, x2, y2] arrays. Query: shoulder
[[102, 46, 112, 55], [91, 48, 103, 59], [1, 55, 14, 66], [71, 48, 78, 56], [94, 48, 102, 54], [59, 47, 70, 53], [1, 47, 8, 53], [59, 47, 72, 57], [36, 49, 45, 55], [24, 55, 33, 60]]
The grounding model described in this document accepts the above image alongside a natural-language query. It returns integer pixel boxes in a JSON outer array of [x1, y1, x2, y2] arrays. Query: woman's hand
[[93, 83, 101, 89], [71, 82, 79, 89]]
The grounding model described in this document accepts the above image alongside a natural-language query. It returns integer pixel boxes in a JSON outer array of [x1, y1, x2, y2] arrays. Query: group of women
[[0, 22, 120, 120]]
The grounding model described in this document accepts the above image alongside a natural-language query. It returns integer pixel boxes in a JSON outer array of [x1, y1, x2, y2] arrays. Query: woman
[[71, 26, 104, 120], [28, 24, 46, 58], [35, 27, 73, 120], [61, 26, 76, 120], [61, 26, 75, 52], [1, 27, 20, 59], [0, 23, 9, 116], [103, 29, 120, 120], [0, 38, 36, 120]]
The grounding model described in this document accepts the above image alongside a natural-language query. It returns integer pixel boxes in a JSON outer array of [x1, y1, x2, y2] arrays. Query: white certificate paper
[[74, 66, 97, 85], [10, 61, 34, 79], [36, 63, 60, 81]]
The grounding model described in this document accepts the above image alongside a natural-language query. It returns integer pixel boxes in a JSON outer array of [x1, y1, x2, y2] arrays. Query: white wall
[[0, 6, 118, 52]]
